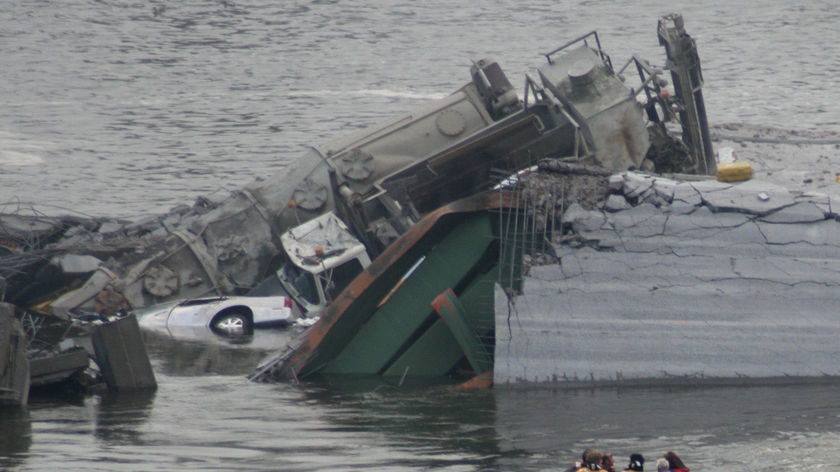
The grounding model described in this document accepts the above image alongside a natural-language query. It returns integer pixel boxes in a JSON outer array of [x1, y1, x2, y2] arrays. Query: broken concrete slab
[[621, 172, 655, 200], [606, 203, 669, 238], [29, 347, 90, 387], [604, 194, 630, 212], [756, 219, 840, 257], [91, 315, 157, 391], [669, 181, 704, 213], [759, 201, 826, 224], [50, 254, 103, 274], [499, 172, 840, 386], [496, 247, 840, 385], [699, 179, 796, 215]]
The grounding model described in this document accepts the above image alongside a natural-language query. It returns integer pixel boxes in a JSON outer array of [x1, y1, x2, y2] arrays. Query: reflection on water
[[141, 328, 295, 376], [94, 390, 156, 446], [0, 408, 31, 469], [299, 379, 505, 469]]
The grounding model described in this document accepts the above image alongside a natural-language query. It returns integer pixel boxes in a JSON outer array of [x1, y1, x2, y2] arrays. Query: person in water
[[655, 458, 670, 472], [600, 451, 615, 472], [564, 449, 594, 472], [664, 451, 689, 472], [574, 449, 604, 471], [622, 453, 645, 472]]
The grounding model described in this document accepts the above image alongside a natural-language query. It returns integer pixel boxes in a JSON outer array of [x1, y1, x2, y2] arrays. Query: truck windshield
[[324, 258, 365, 302], [282, 264, 319, 305]]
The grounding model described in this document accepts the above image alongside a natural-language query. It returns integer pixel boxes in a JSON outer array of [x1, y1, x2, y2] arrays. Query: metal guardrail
[[542, 30, 613, 73]]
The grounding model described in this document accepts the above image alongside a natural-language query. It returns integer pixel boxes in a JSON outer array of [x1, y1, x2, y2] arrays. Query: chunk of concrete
[[91, 315, 156, 391], [760, 201, 826, 224]]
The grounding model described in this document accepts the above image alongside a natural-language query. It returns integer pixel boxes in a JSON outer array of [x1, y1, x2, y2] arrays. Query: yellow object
[[716, 161, 753, 182]]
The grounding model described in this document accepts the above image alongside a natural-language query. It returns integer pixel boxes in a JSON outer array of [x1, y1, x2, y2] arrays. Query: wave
[[0, 149, 44, 166], [287, 88, 446, 101]]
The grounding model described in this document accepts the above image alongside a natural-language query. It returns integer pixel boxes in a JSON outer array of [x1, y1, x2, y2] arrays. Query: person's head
[[627, 453, 645, 471], [601, 451, 614, 471], [584, 449, 604, 469], [656, 458, 670, 472], [601, 452, 615, 471], [664, 451, 686, 469]]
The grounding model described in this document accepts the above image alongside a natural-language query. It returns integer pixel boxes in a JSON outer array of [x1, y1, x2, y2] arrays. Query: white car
[[137, 295, 296, 337]]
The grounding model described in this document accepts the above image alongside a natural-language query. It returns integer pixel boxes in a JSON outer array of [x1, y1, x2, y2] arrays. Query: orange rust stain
[[457, 371, 493, 389]]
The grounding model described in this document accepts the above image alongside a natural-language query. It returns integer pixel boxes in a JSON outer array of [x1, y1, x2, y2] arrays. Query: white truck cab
[[276, 212, 371, 318]]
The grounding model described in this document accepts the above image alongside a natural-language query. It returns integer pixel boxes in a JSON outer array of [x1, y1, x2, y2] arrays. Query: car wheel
[[211, 310, 253, 336]]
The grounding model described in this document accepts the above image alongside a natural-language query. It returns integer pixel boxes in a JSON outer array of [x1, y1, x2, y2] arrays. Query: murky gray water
[[5, 329, 840, 471], [3, 0, 840, 470], [2, 0, 839, 217]]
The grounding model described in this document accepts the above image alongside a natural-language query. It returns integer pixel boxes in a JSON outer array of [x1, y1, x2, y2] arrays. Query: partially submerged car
[[136, 214, 368, 340], [138, 295, 295, 337]]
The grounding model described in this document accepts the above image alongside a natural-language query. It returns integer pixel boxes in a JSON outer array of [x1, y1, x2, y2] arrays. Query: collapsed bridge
[[1, 14, 710, 325]]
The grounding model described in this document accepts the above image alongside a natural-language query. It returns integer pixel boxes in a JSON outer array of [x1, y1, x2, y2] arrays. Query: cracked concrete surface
[[495, 133, 840, 386]]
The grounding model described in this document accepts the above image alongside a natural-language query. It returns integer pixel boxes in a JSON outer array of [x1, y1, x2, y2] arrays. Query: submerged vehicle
[[138, 213, 370, 339], [137, 295, 295, 337]]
